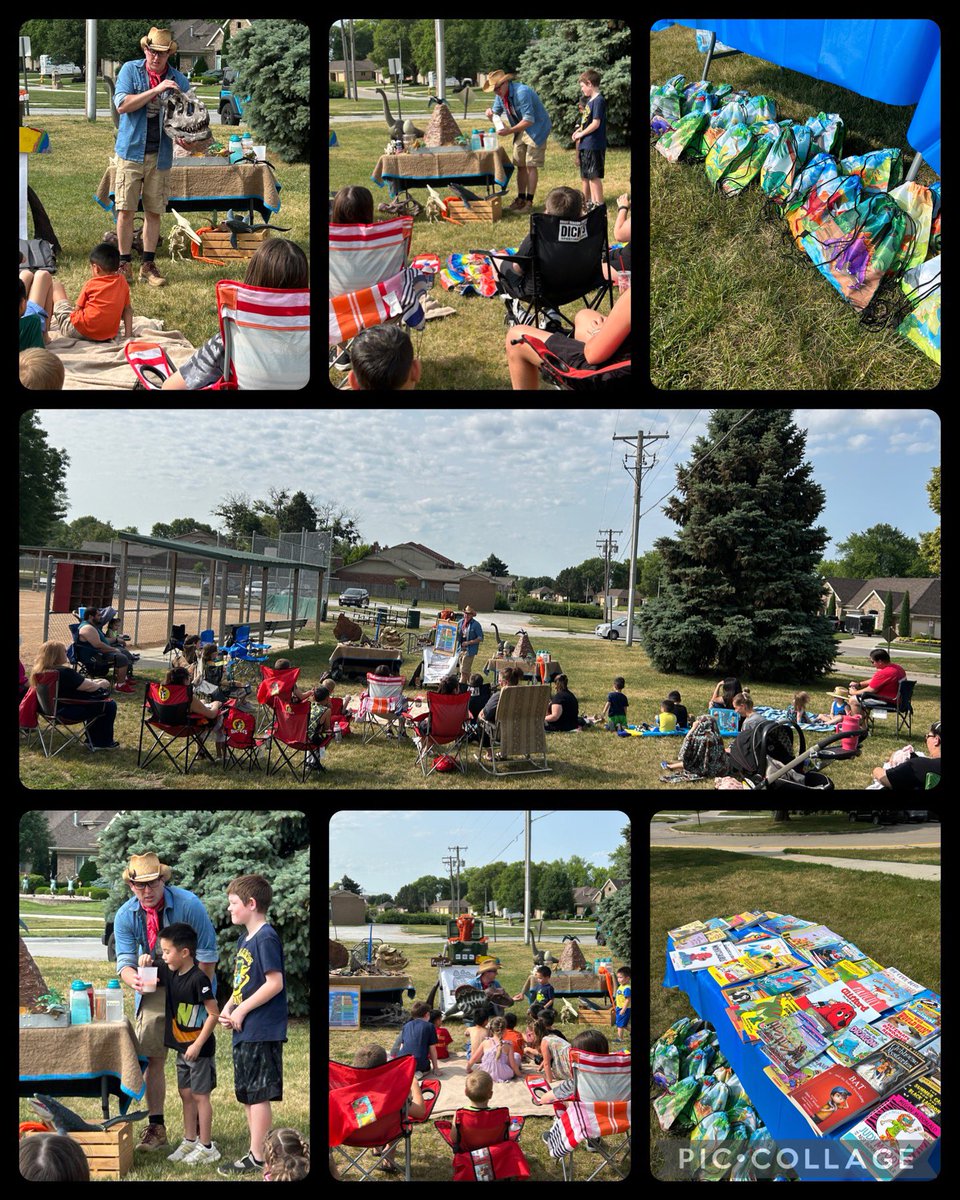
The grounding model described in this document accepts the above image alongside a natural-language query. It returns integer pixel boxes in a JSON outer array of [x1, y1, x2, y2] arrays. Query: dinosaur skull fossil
[[162, 88, 211, 145]]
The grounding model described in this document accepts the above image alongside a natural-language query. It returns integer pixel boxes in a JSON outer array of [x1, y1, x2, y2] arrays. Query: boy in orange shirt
[[47, 241, 133, 342]]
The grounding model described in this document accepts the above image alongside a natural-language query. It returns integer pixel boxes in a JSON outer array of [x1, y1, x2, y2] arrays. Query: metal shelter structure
[[115, 532, 325, 651]]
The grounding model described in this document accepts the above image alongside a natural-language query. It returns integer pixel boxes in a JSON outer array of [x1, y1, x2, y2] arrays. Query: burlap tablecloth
[[20, 1019, 147, 1100], [372, 148, 513, 191], [94, 160, 281, 215]]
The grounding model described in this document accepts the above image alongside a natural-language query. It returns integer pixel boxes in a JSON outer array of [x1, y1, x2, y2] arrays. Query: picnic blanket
[[430, 1053, 552, 1119], [753, 705, 835, 732], [42, 317, 197, 390]]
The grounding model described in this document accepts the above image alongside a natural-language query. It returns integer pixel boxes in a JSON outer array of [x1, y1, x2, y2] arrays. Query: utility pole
[[613, 429, 669, 647], [523, 811, 531, 947], [445, 845, 467, 911], [596, 529, 621, 624]]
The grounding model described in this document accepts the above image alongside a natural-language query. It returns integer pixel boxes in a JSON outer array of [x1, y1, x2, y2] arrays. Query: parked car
[[848, 810, 906, 825], [339, 587, 370, 609], [594, 616, 640, 640]]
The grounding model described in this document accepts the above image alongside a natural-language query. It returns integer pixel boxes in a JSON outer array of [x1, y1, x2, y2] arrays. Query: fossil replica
[[162, 87, 212, 145]]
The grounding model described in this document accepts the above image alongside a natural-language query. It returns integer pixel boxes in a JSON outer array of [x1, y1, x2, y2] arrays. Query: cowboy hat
[[462, 605, 477, 616], [827, 687, 850, 701], [482, 70, 516, 92], [122, 852, 172, 884], [475, 955, 500, 975], [140, 27, 178, 56]]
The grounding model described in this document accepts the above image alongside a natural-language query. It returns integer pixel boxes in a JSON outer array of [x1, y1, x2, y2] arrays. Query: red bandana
[[144, 899, 161, 952], [146, 61, 166, 91]]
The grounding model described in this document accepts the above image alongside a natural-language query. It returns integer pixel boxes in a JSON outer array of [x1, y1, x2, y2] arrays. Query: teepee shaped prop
[[557, 937, 588, 972], [424, 102, 463, 147]]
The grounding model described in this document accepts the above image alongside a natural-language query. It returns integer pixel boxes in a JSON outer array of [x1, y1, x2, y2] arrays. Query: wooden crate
[[24, 1124, 134, 1178], [199, 227, 272, 262], [577, 1005, 614, 1027], [445, 196, 502, 223]]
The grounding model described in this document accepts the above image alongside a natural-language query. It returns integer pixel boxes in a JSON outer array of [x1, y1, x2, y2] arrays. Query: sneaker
[[114, 680, 136, 693], [167, 1138, 199, 1162], [182, 1141, 221, 1165], [217, 1151, 264, 1175]]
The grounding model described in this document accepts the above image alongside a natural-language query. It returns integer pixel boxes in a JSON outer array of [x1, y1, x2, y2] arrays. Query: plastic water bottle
[[70, 980, 91, 1024]]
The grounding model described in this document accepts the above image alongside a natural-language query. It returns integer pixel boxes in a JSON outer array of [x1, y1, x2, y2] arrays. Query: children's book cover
[[727, 992, 810, 1042], [756, 1009, 834, 1072], [857, 968, 925, 1013], [784, 924, 845, 953], [763, 1051, 835, 1097], [875, 1001, 938, 1048], [672, 927, 730, 949], [787, 1063, 881, 1135], [853, 1041, 926, 1096], [668, 939, 741, 972], [825, 1017, 892, 1067], [803, 979, 886, 1032], [758, 914, 816, 936], [838, 1092, 940, 1179]]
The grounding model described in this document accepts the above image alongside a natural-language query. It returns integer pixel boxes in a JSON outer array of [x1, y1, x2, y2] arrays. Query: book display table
[[662, 934, 940, 1181]]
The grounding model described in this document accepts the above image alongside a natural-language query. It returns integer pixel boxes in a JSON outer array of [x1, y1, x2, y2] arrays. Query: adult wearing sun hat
[[114, 852, 220, 1153], [112, 27, 192, 287], [450, 604, 484, 687], [483, 69, 553, 212]]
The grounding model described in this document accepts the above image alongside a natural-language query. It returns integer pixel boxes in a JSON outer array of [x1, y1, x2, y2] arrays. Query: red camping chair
[[261, 695, 332, 780], [330, 1054, 440, 1180], [509, 332, 630, 391], [125, 281, 309, 389], [220, 698, 259, 772], [256, 663, 300, 735], [407, 690, 472, 776], [434, 1107, 530, 1181], [137, 682, 214, 774], [357, 672, 410, 744]]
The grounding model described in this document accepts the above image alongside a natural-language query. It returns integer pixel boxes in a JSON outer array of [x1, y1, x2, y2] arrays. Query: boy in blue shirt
[[216, 874, 287, 1175], [571, 69, 608, 211]]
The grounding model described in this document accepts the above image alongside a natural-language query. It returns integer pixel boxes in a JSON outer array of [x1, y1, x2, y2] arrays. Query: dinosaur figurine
[[30, 1094, 148, 1135], [216, 208, 292, 250], [375, 88, 425, 140]]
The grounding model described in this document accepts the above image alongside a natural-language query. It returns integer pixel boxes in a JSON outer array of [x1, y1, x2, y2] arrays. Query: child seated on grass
[[21, 242, 133, 344]]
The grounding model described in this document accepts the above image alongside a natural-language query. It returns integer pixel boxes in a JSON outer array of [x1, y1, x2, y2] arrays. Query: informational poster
[[329, 986, 361, 1028], [437, 964, 482, 1014], [435, 621, 458, 655]]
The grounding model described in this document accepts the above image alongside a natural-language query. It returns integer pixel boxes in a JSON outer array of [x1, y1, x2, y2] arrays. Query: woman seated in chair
[[505, 286, 630, 389]]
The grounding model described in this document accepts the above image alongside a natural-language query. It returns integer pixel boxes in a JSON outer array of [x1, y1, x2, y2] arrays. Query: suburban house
[[334, 542, 509, 610], [822, 577, 940, 639], [19, 810, 120, 881]]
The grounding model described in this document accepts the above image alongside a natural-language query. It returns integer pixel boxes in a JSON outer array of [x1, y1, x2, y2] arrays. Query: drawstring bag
[[839, 147, 903, 194], [804, 111, 845, 156], [889, 180, 935, 269], [800, 190, 914, 310], [656, 110, 709, 162], [680, 715, 727, 777], [650, 74, 686, 137], [705, 121, 779, 196], [897, 255, 940, 363]]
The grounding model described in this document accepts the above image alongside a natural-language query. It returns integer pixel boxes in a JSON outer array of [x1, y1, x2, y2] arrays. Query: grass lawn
[[651, 25, 940, 390], [329, 929, 629, 1180], [649, 846, 940, 1176], [20, 632, 938, 789]]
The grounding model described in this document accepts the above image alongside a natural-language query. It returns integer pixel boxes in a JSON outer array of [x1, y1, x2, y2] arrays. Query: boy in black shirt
[[140, 922, 220, 1164], [217, 873, 288, 1175]]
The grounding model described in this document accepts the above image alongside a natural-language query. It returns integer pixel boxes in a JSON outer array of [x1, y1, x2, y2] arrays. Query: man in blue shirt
[[112, 27, 195, 287], [450, 604, 484, 686], [114, 851, 219, 1154], [483, 69, 553, 213]]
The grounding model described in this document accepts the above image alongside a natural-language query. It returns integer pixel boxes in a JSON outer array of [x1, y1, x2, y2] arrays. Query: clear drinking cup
[[138, 966, 158, 993]]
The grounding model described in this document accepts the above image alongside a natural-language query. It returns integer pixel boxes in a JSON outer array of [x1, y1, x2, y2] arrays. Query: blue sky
[[34, 408, 939, 577], [329, 807, 629, 896]]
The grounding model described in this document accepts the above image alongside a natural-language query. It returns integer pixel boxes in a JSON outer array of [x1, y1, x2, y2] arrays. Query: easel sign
[[329, 986, 361, 1029], [435, 621, 458, 655]]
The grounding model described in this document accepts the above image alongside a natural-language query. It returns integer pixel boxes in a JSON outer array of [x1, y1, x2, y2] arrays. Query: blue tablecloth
[[662, 934, 940, 1181], [652, 19, 941, 174]]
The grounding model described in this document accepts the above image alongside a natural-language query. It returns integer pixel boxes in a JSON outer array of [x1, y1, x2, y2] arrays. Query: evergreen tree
[[637, 409, 836, 682]]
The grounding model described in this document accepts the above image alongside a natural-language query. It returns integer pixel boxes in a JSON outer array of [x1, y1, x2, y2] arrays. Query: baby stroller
[[728, 719, 868, 791]]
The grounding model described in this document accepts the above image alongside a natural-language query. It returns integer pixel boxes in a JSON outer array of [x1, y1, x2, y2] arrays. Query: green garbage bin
[[407, 609, 421, 630]]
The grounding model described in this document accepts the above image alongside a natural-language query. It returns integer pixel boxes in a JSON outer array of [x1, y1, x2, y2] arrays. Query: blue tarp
[[661, 933, 941, 1181], [652, 19, 940, 173]]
